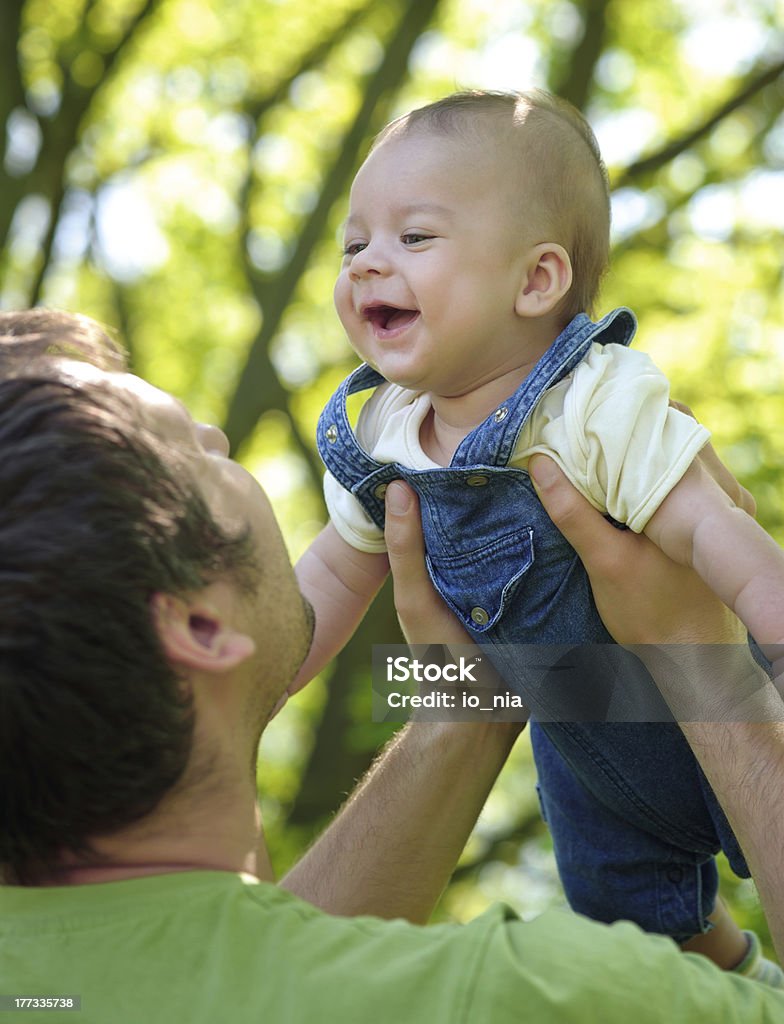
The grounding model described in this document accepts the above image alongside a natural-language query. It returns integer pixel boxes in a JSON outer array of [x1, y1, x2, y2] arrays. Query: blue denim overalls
[[317, 308, 748, 940]]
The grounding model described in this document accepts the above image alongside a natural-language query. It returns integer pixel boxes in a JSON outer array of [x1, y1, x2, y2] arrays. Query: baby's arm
[[645, 458, 784, 649], [292, 522, 390, 691]]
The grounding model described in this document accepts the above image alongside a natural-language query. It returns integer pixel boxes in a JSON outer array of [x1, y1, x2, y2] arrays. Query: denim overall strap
[[316, 307, 638, 533], [453, 307, 637, 468], [317, 362, 405, 531]]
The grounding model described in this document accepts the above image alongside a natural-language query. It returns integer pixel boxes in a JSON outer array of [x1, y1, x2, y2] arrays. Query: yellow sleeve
[[321, 384, 395, 554], [514, 344, 711, 532], [323, 470, 386, 553]]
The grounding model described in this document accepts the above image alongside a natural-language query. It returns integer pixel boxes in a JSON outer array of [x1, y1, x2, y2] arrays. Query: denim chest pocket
[[425, 526, 535, 634]]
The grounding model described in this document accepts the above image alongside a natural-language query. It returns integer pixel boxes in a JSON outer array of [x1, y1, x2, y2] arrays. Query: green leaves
[[1, 0, 782, 944]]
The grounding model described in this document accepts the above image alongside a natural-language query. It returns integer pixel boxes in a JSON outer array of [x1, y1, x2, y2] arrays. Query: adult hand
[[669, 402, 755, 515], [528, 454, 744, 647], [384, 480, 525, 726], [384, 480, 474, 647]]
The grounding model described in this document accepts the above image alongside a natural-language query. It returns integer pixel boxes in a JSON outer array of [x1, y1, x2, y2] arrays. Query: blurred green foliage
[[2, 0, 783, 957]]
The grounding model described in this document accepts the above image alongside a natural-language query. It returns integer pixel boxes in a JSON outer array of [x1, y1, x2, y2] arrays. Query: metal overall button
[[325, 424, 338, 443], [493, 406, 509, 423], [465, 474, 489, 487], [470, 607, 490, 626], [373, 483, 388, 499]]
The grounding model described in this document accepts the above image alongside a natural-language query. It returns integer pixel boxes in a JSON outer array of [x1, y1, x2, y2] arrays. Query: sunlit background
[[2, 0, 782, 947]]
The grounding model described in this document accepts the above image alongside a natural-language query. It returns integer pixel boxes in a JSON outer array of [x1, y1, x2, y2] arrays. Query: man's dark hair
[[0, 308, 126, 375], [0, 311, 256, 883]]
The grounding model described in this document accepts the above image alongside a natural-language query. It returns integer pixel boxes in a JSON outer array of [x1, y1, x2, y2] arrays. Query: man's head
[[334, 90, 610, 396], [0, 311, 312, 884]]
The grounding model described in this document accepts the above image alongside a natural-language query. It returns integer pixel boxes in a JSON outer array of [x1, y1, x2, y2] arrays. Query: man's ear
[[515, 243, 573, 318], [150, 593, 256, 673]]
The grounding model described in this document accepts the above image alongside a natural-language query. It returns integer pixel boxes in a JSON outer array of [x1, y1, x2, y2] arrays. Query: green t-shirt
[[1, 871, 782, 1022]]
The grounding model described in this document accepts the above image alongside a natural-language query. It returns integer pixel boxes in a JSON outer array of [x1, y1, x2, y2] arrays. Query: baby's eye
[[401, 232, 433, 246], [342, 241, 367, 258]]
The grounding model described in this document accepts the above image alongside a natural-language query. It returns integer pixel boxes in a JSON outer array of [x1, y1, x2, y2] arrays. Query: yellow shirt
[[325, 343, 709, 552]]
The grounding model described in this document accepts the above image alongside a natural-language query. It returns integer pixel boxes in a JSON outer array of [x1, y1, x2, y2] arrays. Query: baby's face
[[334, 132, 539, 397]]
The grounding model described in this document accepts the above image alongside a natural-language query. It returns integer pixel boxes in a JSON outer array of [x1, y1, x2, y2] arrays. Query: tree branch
[[28, 187, 65, 306], [111, 276, 138, 370], [97, 0, 160, 81], [0, 0, 33, 261], [0, 0, 27, 128], [222, 1, 383, 487], [246, 0, 379, 124], [224, 0, 443, 454], [548, 0, 611, 111], [614, 56, 784, 188], [611, 103, 782, 263], [236, 0, 379, 302], [2, 0, 163, 299], [448, 809, 545, 887]]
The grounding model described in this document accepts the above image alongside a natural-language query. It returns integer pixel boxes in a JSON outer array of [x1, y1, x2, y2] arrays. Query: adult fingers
[[670, 400, 755, 515], [384, 481, 425, 601], [528, 455, 630, 575], [698, 442, 756, 515], [530, 455, 742, 646], [384, 481, 470, 646]]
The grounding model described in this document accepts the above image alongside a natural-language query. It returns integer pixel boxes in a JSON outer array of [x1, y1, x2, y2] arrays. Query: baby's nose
[[349, 240, 391, 280]]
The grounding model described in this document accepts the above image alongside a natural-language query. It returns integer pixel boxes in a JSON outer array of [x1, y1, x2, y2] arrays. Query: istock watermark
[[372, 644, 526, 723], [371, 643, 784, 724], [384, 655, 479, 683]]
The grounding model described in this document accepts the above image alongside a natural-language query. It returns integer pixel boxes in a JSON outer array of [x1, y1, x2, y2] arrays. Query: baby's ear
[[515, 244, 573, 318]]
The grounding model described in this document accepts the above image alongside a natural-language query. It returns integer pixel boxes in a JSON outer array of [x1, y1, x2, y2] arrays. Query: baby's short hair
[[374, 90, 610, 320]]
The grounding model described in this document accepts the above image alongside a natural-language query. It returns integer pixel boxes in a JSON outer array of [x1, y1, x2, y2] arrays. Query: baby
[[294, 90, 784, 981]]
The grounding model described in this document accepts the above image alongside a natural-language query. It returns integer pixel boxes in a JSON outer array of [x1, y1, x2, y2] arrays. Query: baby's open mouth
[[362, 304, 419, 332]]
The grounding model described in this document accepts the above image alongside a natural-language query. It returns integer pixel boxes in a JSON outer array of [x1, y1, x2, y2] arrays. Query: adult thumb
[[529, 455, 616, 570]]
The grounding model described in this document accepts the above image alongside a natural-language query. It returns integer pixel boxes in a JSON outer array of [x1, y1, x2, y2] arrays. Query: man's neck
[[37, 786, 272, 886]]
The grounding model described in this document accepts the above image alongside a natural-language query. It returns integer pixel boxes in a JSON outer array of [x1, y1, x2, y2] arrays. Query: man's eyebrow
[[170, 396, 202, 440], [140, 384, 192, 426], [170, 395, 193, 422], [148, 389, 197, 438]]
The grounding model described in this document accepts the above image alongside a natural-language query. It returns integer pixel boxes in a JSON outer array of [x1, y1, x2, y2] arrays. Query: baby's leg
[[530, 720, 719, 943], [683, 901, 784, 986], [681, 899, 749, 969], [531, 720, 784, 984]]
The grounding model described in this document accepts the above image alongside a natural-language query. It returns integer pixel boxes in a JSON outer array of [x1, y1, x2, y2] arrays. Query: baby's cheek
[[333, 274, 351, 315]]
